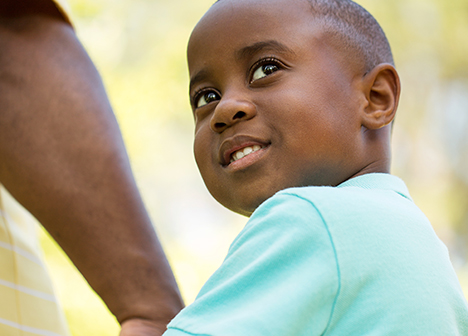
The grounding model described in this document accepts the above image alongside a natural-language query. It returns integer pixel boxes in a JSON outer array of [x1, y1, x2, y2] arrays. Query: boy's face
[[188, 0, 366, 216]]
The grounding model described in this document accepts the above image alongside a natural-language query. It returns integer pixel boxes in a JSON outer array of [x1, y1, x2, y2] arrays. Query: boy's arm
[[0, 1, 184, 334]]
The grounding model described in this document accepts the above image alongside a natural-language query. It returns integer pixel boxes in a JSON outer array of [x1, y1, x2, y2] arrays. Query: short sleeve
[[164, 192, 340, 336]]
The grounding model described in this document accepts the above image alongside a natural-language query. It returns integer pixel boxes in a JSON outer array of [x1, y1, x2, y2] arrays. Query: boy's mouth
[[230, 145, 262, 163], [219, 135, 270, 167]]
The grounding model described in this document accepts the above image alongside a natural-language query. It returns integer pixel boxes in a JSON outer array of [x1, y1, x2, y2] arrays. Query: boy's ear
[[360, 63, 400, 130]]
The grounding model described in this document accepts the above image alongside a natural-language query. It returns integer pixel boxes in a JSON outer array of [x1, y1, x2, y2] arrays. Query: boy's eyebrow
[[236, 40, 296, 61]]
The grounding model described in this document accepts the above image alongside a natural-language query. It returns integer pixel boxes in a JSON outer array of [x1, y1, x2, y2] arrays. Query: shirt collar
[[337, 173, 413, 202]]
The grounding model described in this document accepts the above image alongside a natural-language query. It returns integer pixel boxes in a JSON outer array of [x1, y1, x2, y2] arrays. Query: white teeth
[[243, 147, 253, 156], [230, 145, 263, 163], [235, 151, 245, 160]]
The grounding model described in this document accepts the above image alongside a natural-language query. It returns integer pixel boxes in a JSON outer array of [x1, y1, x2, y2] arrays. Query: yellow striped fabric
[[0, 188, 70, 336]]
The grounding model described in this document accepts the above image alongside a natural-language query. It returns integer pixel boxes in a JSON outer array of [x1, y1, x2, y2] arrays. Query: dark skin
[[0, 0, 184, 335], [187, 0, 400, 216]]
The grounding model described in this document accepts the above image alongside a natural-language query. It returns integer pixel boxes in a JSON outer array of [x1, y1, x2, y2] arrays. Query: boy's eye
[[251, 63, 280, 83], [195, 91, 221, 108]]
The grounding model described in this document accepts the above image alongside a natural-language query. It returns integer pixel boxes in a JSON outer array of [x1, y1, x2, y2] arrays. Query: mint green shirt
[[165, 174, 468, 335]]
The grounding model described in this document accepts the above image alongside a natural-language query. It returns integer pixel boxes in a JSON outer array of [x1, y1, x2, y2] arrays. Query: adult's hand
[[120, 318, 168, 336]]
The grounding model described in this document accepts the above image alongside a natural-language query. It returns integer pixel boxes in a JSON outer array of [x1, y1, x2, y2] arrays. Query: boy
[[163, 0, 468, 335]]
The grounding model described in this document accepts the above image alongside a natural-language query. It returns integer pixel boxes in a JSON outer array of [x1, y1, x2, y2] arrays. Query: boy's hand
[[120, 318, 168, 336]]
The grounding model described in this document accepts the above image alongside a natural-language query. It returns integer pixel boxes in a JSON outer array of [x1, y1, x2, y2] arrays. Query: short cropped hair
[[306, 0, 394, 72], [215, 0, 394, 73]]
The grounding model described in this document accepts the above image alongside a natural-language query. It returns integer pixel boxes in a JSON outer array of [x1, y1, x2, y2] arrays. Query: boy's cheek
[[193, 133, 217, 176], [194, 114, 210, 136]]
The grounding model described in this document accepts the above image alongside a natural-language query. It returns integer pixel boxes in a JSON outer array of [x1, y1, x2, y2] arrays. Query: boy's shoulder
[[243, 173, 428, 263], [250, 173, 438, 255]]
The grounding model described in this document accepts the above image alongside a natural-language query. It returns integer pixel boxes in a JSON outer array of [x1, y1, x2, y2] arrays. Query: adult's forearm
[[0, 1, 183, 329]]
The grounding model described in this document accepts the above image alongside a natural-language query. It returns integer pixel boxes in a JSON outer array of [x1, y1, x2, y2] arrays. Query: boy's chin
[[219, 201, 257, 218], [216, 193, 273, 218]]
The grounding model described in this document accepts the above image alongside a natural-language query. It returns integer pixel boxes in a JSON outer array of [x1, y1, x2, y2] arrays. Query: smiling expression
[[188, 0, 370, 216]]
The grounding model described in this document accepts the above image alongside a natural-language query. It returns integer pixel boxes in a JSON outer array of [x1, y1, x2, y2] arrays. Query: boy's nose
[[210, 97, 257, 133]]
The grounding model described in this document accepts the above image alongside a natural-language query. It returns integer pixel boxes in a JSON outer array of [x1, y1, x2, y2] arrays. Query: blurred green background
[[35, 0, 468, 334]]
